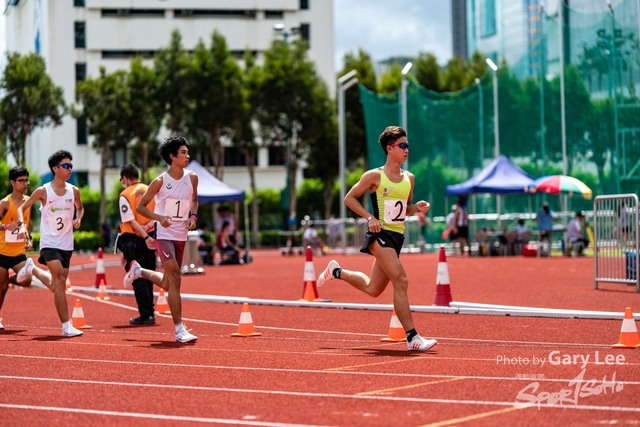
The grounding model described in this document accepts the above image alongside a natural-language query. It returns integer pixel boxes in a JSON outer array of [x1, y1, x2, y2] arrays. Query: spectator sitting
[[567, 211, 589, 256], [197, 223, 214, 265], [216, 221, 244, 264], [513, 219, 529, 242], [302, 222, 326, 256]]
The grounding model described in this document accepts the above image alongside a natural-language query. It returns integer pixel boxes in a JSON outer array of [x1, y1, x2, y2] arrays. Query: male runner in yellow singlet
[[317, 126, 437, 352]]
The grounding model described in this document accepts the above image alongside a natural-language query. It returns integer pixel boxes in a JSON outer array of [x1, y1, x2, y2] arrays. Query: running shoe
[[0, 318, 4, 330], [317, 260, 340, 288], [16, 258, 35, 283], [407, 334, 437, 352], [123, 260, 142, 289], [62, 325, 84, 338], [175, 327, 198, 343]]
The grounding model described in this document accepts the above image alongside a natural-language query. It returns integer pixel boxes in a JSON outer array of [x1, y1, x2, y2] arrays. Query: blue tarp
[[445, 155, 535, 196], [187, 160, 245, 204]]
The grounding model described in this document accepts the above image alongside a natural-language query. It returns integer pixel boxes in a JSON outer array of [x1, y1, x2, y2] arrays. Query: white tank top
[[154, 169, 193, 241], [40, 182, 75, 251]]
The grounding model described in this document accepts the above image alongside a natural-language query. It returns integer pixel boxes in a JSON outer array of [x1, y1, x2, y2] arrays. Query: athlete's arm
[[405, 173, 430, 216], [17, 186, 46, 239], [345, 169, 382, 232], [72, 185, 84, 229], [0, 198, 8, 224], [137, 176, 166, 224], [187, 172, 199, 231]]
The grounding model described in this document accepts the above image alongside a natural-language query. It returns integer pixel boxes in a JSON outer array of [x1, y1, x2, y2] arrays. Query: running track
[[1, 250, 639, 426]]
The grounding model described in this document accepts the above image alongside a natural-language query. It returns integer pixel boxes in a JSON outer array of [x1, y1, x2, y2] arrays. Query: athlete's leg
[[338, 259, 391, 297], [0, 267, 9, 312], [46, 259, 71, 322], [139, 269, 164, 287], [160, 259, 182, 325], [10, 260, 32, 287]]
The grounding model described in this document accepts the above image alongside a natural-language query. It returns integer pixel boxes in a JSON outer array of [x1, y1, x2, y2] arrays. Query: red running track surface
[[0, 250, 639, 426]]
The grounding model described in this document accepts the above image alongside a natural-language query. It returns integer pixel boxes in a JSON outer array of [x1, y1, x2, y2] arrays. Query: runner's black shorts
[[360, 229, 404, 257], [0, 253, 27, 270], [39, 248, 73, 269]]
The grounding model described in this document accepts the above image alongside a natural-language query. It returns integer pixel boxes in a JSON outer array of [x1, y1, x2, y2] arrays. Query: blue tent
[[445, 155, 535, 196], [187, 160, 245, 204]]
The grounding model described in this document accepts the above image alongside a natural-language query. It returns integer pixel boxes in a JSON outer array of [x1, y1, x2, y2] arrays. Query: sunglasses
[[16, 179, 30, 184], [391, 142, 410, 150], [56, 163, 73, 170]]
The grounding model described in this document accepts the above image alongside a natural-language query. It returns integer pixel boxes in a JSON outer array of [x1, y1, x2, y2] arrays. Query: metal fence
[[593, 194, 640, 292]]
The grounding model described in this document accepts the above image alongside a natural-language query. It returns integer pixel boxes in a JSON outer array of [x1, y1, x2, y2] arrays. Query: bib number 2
[[383, 200, 407, 223], [5, 228, 23, 243]]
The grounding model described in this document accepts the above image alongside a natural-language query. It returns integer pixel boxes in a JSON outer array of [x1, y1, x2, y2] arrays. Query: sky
[[0, 0, 454, 72]]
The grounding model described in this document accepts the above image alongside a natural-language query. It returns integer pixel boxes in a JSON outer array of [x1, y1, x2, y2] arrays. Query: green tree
[[126, 57, 163, 182], [187, 31, 243, 178], [0, 52, 65, 166], [154, 30, 192, 135], [377, 63, 402, 93], [413, 52, 442, 92], [75, 67, 133, 224]]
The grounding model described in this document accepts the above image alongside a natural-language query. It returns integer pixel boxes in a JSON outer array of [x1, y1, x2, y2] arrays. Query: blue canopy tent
[[445, 155, 535, 195], [187, 160, 249, 259]]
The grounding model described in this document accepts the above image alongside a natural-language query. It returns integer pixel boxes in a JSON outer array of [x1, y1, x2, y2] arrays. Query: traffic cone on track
[[96, 279, 109, 301], [231, 303, 261, 337], [299, 246, 330, 302], [94, 248, 106, 288], [381, 310, 406, 342], [71, 299, 92, 329], [433, 246, 453, 306], [612, 307, 640, 348], [154, 289, 171, 314]]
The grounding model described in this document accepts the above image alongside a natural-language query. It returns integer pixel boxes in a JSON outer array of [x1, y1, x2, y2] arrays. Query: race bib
[[383, 199, 407, 223], [5, 227, 24, 243], [48, 215, 72, 236], [166, 198, 191, 221]]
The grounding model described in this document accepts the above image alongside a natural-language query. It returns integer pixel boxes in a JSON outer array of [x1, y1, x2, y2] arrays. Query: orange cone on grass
[[299, 246, 330, 302], [154, 289, 171, 314], [94, 247, 106, 287], [71, 299, 92, 329], [231, 303, 261, 337], [433, 245, 453, 306], [612, 307, 640, 348], [381, 310, 406, 342], [96, 278, 109, 301]]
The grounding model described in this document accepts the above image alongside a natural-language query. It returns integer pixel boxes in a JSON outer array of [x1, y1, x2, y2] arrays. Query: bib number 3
[[384, 200, 407, 223], [48, 216, 71, 236]]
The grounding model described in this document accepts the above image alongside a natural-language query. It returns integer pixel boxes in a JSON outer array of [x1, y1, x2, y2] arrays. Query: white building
[[5, 0, 334, 192]]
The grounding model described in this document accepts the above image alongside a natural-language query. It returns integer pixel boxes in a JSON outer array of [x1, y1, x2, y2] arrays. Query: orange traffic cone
[[612, 307, 640, 348], [299, 246, 330, 302], [154, 289, 171, 314], [94, 248, 106, 287], [65, 277, 73, 292], [71, 299, 92, 329], [433, 245, 453, 306], [89, 253, 96, 263], [231, 303, 261, 337], [381, 310, 406, 342], [96, 279, 110, 301]]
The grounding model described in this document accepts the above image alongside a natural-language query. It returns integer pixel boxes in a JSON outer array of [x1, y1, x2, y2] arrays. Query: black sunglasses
[[391, 142, 410, 149], [56, 163, 73, 170]]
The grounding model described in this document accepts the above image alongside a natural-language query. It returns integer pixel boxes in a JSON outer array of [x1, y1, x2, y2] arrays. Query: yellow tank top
[[0, 194, 31, 257], [370, 169, 411, 234]]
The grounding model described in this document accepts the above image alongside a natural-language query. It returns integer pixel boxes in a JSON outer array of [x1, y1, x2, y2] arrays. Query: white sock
[[62, 320, 71, 331], [174, 322, 184, 333]]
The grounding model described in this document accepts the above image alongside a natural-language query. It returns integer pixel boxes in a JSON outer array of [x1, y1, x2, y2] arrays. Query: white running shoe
[[317, 260, 340, 288], [175, 327, 198, 343], [0, 318, 4, 330], [407, 334, 437, 352], [123, 260, 142, 289], [16, 258, 35, 283], [62, 325, 83, 338]]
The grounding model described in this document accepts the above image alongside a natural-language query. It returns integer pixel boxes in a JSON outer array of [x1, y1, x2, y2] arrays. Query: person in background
[[514, 219, 529, 242], [216, 205, 238, 244], [445, 204, 458, 255], [567, 211, 589, 256], [302, 222, 326, 256], [453, 200, 470, 256], [536, 201, 555, 256], [217, 221, 244, 264]]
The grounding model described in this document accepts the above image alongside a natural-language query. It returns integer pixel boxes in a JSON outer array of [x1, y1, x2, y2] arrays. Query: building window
[[102, 50, 156, 59], [265, 11, 284, 19], [101, 9, 165, 17], [74, 0, 85, 7], [174, 9, 256, 18], [480, 0, 496, 37], [76, 117, 87, 146], [300, 0, 309, 10], [300, 23, 310, 44], [268, 146, 285, 166], [224, 147, 258, 167], [75, 171, 89, 188], [75, 63, 86, 83], [74, 22, 86, 48]]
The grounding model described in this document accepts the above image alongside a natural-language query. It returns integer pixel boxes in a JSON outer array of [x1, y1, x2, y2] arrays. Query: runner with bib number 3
[[317, 126, 437, 352]]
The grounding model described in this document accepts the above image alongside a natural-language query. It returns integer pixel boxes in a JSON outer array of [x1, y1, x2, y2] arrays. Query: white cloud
[[334, 0, 452, 70]]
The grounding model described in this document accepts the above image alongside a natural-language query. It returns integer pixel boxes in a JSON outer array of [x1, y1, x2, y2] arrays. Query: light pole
[[474, 78, 484, 166], [338, 70, 358, 252], [539, 3, 547, 177], [486, 58, 501, 225], [401, 62, 412, 170], [608, 1, 621, 193]]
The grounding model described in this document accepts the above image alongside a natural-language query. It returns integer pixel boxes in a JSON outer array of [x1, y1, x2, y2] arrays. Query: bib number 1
[[166, 198, 191, 221]]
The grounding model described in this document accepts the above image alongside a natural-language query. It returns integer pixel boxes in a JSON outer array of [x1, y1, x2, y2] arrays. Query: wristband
[[366, 215, 374, 222], [191, 214, 197, 220], [144, 235, 150, 240]]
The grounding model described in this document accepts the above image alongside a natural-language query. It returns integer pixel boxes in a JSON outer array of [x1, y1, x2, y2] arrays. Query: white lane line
[[0, 403, 334, 427], [1, 359, 640, 385], [1, 378, 639, 412]]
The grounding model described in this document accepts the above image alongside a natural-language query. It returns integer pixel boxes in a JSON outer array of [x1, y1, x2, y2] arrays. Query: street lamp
[[401, 62, 412, 170], [338, 70, 358, 252], [474, 78, 484, 166], [485, 58, 499, 158]]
